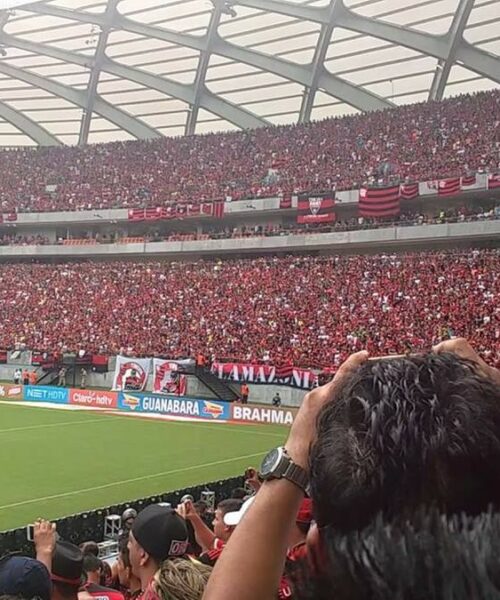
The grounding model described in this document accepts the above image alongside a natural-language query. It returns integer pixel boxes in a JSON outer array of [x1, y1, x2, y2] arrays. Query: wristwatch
[[260, 447, 309, 493]]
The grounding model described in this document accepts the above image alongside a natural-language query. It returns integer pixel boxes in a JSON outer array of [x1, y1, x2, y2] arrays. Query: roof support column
[[299, 0, 340, 124], [428, 0, 475, 102], [185, 2, 223, 136], [78, 0, 120, 146]]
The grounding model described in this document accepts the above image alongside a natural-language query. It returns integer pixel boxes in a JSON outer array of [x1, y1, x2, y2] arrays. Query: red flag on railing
[[488, 174, 500, 189], [213, 201, 225, 219], [438, 178, 460, 196], [6, 212, 17, 222], [145, 207, 162, 220], [400, 182, 419, 200], [359, 185, 400, 217], [128, 208, 145, 221], [201, 203, 213, 216], [461, 174, 477, 188]]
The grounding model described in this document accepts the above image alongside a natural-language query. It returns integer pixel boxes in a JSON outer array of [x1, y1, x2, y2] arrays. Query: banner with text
[[118, 392, 231, 421], [69, 389, 118, 409], [153, 359, 187, 396], [0, 383, 24, 400], [211, 362, 317, 390], [231, 404, 297, 426], [112, 356, 151, 391]]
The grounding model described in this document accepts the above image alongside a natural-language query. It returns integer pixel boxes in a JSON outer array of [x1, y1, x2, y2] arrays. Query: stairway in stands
[[195, 366, 239, 403]]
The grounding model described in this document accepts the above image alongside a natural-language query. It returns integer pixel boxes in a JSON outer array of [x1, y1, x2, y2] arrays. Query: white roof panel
[[0, 0, 495, 146]]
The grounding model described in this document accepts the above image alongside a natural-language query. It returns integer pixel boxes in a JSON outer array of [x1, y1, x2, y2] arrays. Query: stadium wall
[[0, 220, 498, 258], [0, 476, 243, 554]]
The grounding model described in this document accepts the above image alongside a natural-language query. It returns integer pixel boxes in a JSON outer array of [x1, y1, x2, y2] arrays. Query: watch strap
[[283, 460, 309, 492]]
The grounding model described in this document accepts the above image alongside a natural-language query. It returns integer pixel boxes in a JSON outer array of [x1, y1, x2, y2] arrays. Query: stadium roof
[[0, 0, 498, 147]]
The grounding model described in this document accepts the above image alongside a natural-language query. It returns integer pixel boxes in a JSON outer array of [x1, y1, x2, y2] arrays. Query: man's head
[[310, 353, 500, 532], [0, 556, 51, 600], [128, 505, 188, 582], [212, 499, 243, 542], [81, 554, 102, 586], [292, 509, 500, 600], [152, 558, 211, 600], [51, 541, 84, 600], [121, 508, 137, 531]]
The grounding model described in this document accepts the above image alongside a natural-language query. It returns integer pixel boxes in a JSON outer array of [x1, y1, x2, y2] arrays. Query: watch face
[[260, 448, 281, 477]]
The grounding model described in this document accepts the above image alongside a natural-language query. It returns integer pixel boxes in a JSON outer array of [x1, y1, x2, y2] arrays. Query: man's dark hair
[[310, 353, 500, 531], [217, 499, 243, 516], [82, 554, 101, 575], [79, 542, 99, 557], [230, 488, 247, 500], [290, 509, 500, 600]]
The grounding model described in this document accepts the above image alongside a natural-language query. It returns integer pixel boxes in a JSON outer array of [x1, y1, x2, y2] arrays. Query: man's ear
[[139, 548, 150, 568]]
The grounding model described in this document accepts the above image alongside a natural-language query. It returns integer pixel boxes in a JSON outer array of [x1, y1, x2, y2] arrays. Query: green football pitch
[[0, 403, 288, 531]]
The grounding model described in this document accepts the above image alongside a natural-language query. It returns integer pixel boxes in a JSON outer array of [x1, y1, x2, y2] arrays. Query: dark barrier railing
[[0, 476, 243, 557]]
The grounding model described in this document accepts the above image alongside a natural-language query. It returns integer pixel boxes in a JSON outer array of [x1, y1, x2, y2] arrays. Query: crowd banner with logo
[[153, 359, 187, 396], [210, 362, 317, 390], [112, 356, 151, 391], [297, 192, 335, 224], [359, 185, 400, 218], [118, 392, 231, 421]]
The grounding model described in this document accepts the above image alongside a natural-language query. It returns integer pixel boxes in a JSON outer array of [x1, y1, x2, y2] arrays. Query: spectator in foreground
[[114, 539, 141, 600], [289, 509, 500, 600], [128, 505, 189, 595], [51, 541, 84, 600], [80, 554, 124, 600], [203, 339, 500, 600], [0, 556, 51, 600], [177, 498, 243, 565], [152, 559, 211, 600]]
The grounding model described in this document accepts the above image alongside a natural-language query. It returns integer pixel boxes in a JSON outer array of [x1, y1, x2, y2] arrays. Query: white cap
[[223, 496, 254, 527]]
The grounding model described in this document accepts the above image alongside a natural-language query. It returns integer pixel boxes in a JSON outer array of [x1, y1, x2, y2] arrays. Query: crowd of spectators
[[2, 339, 500, 600], [0, 249, 498, 368], [0, 233, 50, 246], [0, 90, 497, 214]]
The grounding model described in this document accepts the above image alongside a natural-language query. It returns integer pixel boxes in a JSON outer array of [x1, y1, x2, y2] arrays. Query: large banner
[[118, 392, 231, 421], [69, 389, 118, 409], [297, 192, 335, 224], [153, 359, 187, 396], [231, 404, 297, 426], [211, 362, 317, 390], [359, 185, 400, 217], [112, 356, 151, 391], [0, 383, 24, 401]]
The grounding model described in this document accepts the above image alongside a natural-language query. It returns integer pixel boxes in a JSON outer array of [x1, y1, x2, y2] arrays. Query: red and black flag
[[400, 182, 419, 200], [279, 194, 292, 209], [128, 208, 145, 221], [461, 174, 477, 188], [297, 192, 335, 224], [488, 174, 500, 190], [438, 177, 460, 196], [359, 185, 400, 217]]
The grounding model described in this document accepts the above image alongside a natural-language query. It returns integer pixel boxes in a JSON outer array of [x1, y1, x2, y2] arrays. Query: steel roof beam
[[25, 4, 392, 111], [0, 100, 62, 145], [238, 0, 499, 84], [0, 59, 160, 140], [299, 0, 340, 124], [185, 2, 223, 136], [1, 33, 269, 130], [79, 0, 120, 145]]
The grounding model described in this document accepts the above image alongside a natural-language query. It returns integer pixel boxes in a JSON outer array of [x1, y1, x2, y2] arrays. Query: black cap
[[0, 555, 51, 600], [132, 505, 188, 562], [51, 541, 84, 586]]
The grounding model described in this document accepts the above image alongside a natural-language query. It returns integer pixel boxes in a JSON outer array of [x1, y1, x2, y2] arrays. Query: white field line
[[0, 452, 266, 510], [0, 417, 116, 435]]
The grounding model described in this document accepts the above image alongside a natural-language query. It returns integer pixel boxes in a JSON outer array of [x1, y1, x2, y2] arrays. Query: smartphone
[[26, 524, 34, 541]]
